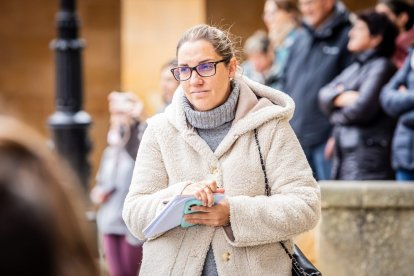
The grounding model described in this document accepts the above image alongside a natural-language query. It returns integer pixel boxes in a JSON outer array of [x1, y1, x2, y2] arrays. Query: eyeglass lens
[[173, 62, 216, 81]]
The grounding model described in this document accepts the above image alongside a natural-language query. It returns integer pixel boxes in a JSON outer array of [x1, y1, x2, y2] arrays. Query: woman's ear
[[370, 35, 383, 49], [228, 57, 238, 79]]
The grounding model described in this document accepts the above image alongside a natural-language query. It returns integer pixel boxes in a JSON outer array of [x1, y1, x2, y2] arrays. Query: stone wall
[[319, 182, 414, 276]]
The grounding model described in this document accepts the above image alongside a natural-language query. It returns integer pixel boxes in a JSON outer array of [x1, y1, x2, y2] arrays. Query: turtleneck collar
[[182, 80, 240, 130], [355, 49, 380, 65]]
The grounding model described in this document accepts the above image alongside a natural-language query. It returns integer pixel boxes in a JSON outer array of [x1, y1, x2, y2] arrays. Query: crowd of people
[[2, 0, 414, 276], [244, 0, 414, 182]]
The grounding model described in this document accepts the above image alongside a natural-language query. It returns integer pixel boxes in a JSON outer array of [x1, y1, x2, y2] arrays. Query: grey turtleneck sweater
[[182, 81, 240, 276], [183, 81, 240, 152]]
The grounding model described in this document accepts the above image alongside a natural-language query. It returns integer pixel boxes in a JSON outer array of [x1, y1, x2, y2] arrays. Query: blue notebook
[[143, 193, 225, 238]]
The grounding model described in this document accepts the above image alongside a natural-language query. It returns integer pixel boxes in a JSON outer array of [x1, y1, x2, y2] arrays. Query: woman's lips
[[191, 90, 209, 94]]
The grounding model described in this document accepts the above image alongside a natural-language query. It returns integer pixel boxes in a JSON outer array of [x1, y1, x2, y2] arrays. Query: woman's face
[[177, 40, 237, 111], [347, 20, 382, 53], [263, 0, 277, 30], [248, 51, 274, 73], [263, 0, 295, 31]]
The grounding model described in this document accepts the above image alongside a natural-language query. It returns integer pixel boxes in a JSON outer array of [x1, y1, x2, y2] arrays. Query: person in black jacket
[[380, 48, 414, 181], [319, 10, 399, 180], [282, 0, 353, 180]]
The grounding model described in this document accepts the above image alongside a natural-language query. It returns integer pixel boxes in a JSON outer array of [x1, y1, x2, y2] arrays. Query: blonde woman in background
[[263, 0, 300, 73]]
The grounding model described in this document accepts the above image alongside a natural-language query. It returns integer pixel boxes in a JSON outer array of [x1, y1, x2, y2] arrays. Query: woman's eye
[[179, 67, 191, 74], [198, 63, 214, 72]]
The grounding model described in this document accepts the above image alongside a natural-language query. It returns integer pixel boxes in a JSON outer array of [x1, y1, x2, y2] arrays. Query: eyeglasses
[[170, 59, 227, 81]]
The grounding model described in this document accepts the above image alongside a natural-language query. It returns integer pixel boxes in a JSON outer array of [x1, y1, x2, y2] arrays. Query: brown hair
[[176, 24, 240, 64], [0, 116, 98, 276]]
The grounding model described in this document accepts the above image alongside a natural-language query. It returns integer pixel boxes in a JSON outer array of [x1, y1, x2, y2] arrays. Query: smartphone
[[181, 199, 202, 228], [180, 194, 224, 228]]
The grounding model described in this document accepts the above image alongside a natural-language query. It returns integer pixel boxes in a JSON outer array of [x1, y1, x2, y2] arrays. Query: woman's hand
[[324, 136, 335, 160], [90, 186, 112, 205], [183, 199, 230, 227], [181, 180, 224, 207], [334, 90, 359, 107]]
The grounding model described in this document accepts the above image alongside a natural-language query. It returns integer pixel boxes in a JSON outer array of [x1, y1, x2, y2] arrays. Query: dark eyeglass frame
[[170, 59, 228, 81]]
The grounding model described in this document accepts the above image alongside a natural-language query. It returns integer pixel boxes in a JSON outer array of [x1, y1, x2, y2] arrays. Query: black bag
[[254, 129, 322, 276]]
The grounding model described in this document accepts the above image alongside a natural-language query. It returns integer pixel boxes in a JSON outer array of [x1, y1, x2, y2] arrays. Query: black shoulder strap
[[253, 128, 293, 260], [253, 128, 271, 197]]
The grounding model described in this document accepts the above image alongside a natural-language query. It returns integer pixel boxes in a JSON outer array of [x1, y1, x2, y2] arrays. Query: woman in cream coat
[[123, 24, 320, 275]]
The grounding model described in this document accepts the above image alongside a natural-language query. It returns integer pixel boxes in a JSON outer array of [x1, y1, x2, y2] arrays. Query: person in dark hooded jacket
[[381, 48, 414, 181], [282, 0, 353, 180], [319, 10, 399, 180]]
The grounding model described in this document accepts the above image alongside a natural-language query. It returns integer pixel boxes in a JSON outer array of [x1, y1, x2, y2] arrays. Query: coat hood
[[161, 76, 295, 137]]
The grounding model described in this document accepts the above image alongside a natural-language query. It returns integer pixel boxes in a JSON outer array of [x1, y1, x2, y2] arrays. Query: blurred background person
[[159, 59, 180, 112], [90, 92, 145, 276], [262, 0, 300, 74], [381, 45, 414, 181], [319, 10, 399, 180], [0, 116, 98, 276], [282, 0, 353, 180], [242, 30, 281, 89], [376, 0, 414, 68]]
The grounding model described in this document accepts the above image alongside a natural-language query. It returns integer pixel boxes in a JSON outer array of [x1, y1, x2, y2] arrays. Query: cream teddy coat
[[123, 77, 321, 276]]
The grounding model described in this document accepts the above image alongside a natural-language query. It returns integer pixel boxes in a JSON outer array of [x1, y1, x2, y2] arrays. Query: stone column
[[319, 181, 414, 276]]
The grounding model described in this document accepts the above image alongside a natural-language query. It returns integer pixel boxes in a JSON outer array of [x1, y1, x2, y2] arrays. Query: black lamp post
[[48, 0, 91, 189]]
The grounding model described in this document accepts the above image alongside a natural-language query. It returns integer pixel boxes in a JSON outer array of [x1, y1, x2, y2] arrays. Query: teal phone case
[[181, 195, 223, 228], [180, 199, 203, 228]]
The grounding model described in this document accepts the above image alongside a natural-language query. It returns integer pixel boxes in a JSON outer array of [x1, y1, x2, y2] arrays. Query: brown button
[[210, 166, 217, 174], [222, 252, 231, 262]]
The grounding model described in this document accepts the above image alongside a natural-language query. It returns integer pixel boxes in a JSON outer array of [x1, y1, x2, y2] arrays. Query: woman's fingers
[[205, 185, 215, 207], [185, 200, 230, 226], [195, 180, 217, 206], [204, 180, 217, 207], [195, 188, 208, 206]]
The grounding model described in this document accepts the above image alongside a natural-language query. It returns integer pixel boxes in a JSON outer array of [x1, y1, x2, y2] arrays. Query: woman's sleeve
[[380, 54, 414, 117], [95, 148, 117, 194], [400, 109, 414, 128], [330, 60, 396, 125], [318, 67, 350, 116], [122, 124, 193, 240], [226, 120, 321, 247]]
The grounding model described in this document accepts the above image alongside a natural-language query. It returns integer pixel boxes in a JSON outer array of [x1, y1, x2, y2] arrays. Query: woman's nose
[[189, 70, 203, 85]]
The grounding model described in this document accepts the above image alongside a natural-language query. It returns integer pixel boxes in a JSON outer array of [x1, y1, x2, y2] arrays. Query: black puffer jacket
[[381, 48, 414, 171], [319, 51, 397, 180], [282, 5, 352, 147]]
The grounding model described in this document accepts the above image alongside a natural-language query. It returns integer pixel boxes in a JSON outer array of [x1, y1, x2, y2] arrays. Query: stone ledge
[[320, 181, 414, 208]]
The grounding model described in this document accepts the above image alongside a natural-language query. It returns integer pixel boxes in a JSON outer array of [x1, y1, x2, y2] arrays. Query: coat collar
[[163, 77, 294, 158]]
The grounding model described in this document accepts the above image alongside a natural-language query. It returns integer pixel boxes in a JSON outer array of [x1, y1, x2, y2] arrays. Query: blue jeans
[[303, 142, 332, 181], [396, 169, 414, 181]]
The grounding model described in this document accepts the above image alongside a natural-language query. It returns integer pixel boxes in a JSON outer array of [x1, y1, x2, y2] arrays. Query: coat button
[[222, 252, 231, 262], [210, 166, 217, 174]]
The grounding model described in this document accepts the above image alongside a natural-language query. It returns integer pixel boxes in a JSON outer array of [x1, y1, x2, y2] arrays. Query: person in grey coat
[[319, 10, 398, 180], [381, 47, 414, 180], [91, 92, 145, 276]]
